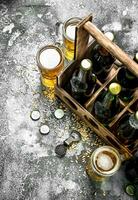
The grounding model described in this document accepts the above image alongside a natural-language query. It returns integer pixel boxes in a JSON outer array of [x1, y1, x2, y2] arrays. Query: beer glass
[[36, 45, 64, 87], [63, 17, 81, 61], [86, 146, 121, 182]]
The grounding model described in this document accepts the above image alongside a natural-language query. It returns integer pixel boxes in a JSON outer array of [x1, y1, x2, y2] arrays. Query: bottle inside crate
[[65, 59, 97, 104], [90, 32, 115, 83], [116, 52, 138, 102], [92, 82, 122, 125], [116, 111, 138, 147]]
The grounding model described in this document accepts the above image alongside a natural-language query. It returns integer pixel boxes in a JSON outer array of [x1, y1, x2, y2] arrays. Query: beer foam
[[66, 24, 76, 40], [40, 48, 61, 69], [97, 153, 114, 171]]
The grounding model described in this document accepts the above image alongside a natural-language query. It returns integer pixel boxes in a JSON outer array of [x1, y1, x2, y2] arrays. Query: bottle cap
[[134, 52, 138, 62], [109, 82, 121, 95], [135, 111, 138, 120], [30, 110, 40, 121], [39, 125, 50, 135], [55, 144, 67, 157], [54, 109, 64, 119], [125, 184, 136, 196], [104, 32, 114, 41], [81, 59, 92, 71]]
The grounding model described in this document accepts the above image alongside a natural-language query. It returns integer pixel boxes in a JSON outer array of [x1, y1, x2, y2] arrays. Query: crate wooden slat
[[55, 14, 138, 160]]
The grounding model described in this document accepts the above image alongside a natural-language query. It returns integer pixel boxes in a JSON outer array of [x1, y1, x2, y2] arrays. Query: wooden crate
[[55, 14, 138, 160]]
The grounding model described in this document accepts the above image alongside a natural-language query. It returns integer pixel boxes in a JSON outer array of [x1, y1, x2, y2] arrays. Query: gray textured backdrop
[[0, 0, 138, 200]]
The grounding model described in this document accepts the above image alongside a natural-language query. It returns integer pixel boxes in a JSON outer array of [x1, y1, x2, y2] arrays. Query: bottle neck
[[77, 67, 89, 83], [102, 91, 115, 108]]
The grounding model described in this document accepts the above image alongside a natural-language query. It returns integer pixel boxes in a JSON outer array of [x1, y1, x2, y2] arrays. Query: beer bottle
[[124, 155, 138, 199], [91, 32, 115, 82], [125, 155, 138, 183], [116, 52, 138, 102], [70, 59, 96, 104], [117, 111, 138, 146], [93, 82, 121, 124]]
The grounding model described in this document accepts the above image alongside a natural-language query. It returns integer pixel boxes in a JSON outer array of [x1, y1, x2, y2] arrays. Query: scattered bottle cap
[[55, 144, 67, 157], [30, 110, 40, 121], [135, 111, 138, 120], [39, 124, 50, 135], [125, 184, 136, 196], [54, 109, 64, 119]]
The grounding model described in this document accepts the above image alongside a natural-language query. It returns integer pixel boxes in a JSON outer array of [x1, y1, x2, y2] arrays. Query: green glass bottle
[[91, 32, 115, 82], [70, 59, 96, 104], [93, 82, 121, 124], [116, 52, 138, 102], [117, 111, 138, 146], [124, 154, 138, 199]]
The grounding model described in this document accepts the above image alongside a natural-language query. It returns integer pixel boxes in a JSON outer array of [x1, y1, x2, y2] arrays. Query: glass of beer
[[36, 45, 64, 88], [86, 146, 121, 182], [63, 17, 81, 61]]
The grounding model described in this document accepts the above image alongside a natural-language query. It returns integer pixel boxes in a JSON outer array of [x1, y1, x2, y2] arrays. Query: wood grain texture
[[84, 21, 138, 77], [74, 14, 92, 60]]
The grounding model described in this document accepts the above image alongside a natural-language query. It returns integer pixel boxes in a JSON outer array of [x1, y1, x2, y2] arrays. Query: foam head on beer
[[66, 24, 76, 41], [92, 146, 121, 176], [97, 153, 114, 171], [40, 48, 61, 69]]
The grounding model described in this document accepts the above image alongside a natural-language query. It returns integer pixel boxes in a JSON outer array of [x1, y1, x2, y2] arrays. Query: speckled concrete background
[[0, 0, 138, 200]]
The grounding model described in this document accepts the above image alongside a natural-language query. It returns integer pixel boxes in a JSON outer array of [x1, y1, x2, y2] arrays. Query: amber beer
[[63, 17, 81, 61], [86, 146, 121, 181], [36, 45, 64, 87]]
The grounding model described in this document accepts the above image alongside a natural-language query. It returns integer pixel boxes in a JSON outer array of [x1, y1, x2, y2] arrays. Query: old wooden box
[[55, 14, 138, 159]]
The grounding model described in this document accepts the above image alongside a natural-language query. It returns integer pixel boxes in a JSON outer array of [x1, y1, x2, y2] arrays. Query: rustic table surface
[[0, 0, 137, 199]]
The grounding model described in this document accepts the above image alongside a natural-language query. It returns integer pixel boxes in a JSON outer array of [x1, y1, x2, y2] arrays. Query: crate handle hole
[[84, 115, 98, 129], [64, 97, 78, 111]]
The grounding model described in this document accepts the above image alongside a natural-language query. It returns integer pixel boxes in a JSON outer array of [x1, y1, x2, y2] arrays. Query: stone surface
[[0, 0, 138, 200]]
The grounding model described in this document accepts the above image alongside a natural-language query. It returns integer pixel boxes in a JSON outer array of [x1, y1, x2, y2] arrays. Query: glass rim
[[36, 44, 64, 71], [91, 146, 121, 177], [63, 17, 81, 42]]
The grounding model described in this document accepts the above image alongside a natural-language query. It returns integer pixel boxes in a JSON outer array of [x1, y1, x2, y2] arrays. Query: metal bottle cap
[[39, 125, 50, 135], [30, 110, 40, 121], [109, 82, 121, 95], [81, 59, 92, 71], [54, 109, 64, 119], [125, 184, 136, 196], [135, 111, 138, 120], [55, 144, 67, 157], [135, 52, 138, 62], [104, 32, 114, 41]]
